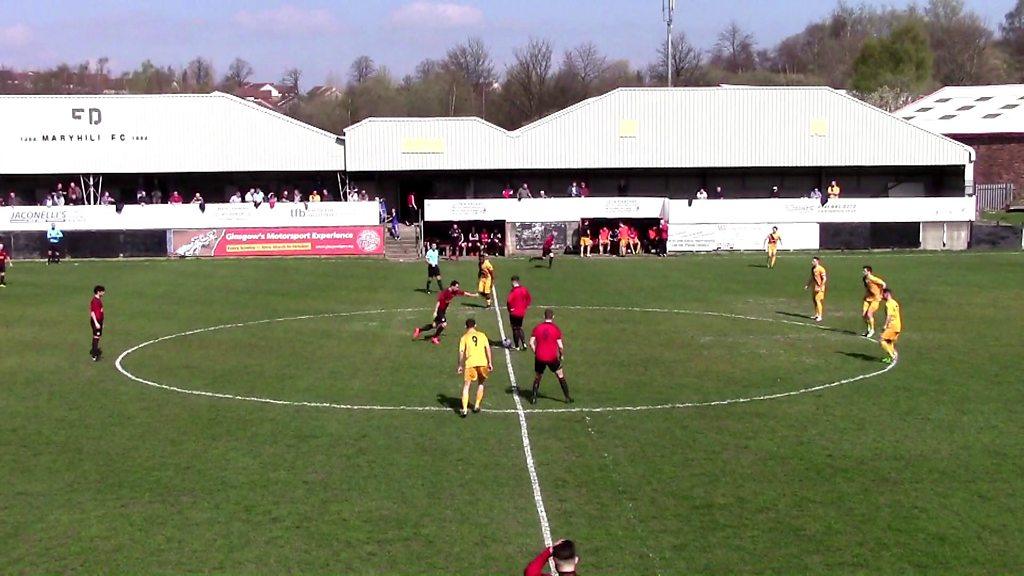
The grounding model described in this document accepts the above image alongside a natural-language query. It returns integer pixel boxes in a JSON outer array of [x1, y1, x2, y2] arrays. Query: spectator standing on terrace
[[67, 185, 81, 205], [6, 192, 16, 206], [517, 183, 532, 201], [360, 190, 369, 202], [579, 182, 590, 198], [54, 183, 64, 201], [617, 179, 629, 196], [44, 194, 53, 207], [253, 188, 265, 206], [229, 191, 242, 203], [280, 191, 291, 203], [136, 189, 148, 205], [169, 190, 183, 204], [244, 188, 254, 203], [406, 192, 419, 225], [268, 193, 277, 209], [100, 191, 113, 205], [827, 180, 841, 201], [809, 188, 822, 203], [567, 182, 579, 197], [151, 189, 163, 204], [696, 188, 708, 200], [293, 189, 303, 203], [378, 197, 387, 223], [310, 190, 322, 202], [715, 186, 725, 199], [539, 190, 547, 199], [191, 193, 204, 204], [502, 184, 514, 199], [322, 188, 332, 201], [389, 208, 401, 239], [771, 185, 780, 198]]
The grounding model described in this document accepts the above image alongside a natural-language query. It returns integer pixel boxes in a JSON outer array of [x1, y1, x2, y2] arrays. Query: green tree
[[851, 20, 934, 93], [1001, 0, 1024, 79]]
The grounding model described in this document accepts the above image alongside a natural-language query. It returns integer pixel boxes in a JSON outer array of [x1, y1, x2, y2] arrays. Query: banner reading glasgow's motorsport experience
[[169, 226, 384, 257]]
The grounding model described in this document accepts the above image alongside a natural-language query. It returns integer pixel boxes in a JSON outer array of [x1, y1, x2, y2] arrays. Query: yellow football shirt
[[479, 259, 494, 279], [459, 329, 490, 367], [812, 264, 827, 290], [864, 274, 886, 300], [884, 299, 902, 332], [767, 232, 780, 246]]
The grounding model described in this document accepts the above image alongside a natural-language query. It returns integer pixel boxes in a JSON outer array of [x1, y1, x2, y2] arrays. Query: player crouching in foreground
[[457, 319, 493, 417], [530, 309, 572, 404], [880, 288, 902, 364], [525, 539, 579, 576], [413, 281, 478, 345]]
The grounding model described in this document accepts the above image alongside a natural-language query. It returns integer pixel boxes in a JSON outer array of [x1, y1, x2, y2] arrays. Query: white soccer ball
[[501, 338, 512, 349]]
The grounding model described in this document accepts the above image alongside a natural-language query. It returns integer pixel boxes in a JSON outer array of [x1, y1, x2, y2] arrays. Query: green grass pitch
[[1, 251, 1022, 573]]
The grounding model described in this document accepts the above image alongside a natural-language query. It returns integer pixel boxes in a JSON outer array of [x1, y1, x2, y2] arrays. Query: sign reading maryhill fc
[[17, 107, 150, 145]]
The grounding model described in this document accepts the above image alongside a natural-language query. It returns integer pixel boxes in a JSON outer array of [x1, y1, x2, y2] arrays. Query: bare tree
[[504, 38, 554, 124], [710, 21, 757, 74], [926, 0, 1002, 84], [561, 42, 608, 93], [281, 68, 302, 95], [648, 31, 704, 85], [348, 55, 377, 85], [223, 57, 254, 90], [444, 37, 495, 88], [184, 57, 214, 91], [96, 57, 109, 77]]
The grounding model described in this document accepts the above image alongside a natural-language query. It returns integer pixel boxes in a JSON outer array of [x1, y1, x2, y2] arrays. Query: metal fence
[[975, 183, 1015, 212]]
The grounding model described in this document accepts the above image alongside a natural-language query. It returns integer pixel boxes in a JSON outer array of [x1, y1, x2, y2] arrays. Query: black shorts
[[91, 321, 103, 337], [542, 247, 552, 257], [509, 315, 524, 330], [427, 264, 440, 277], [433, 311, 447, 325], [534, 358, 561, 374], [0, 262, 5, 273]]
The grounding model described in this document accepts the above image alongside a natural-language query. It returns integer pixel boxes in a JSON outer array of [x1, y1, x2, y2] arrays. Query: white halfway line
[[115, 306, 897, 415], [489, 285, 556, 563]]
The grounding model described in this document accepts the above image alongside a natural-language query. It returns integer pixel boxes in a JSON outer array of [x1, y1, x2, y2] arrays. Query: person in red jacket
[[659, 218, 669, 257], [525, 539, 579, 576], [506, 275, 532, 350]]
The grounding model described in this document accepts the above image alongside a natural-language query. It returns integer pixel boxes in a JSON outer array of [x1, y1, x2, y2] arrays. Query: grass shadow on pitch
[[413, 288, 432, 295], [776, 310, 812, 320], [837, 351, 881, 363], [504, 385, 560, 403], [436, 393, 463, 413], [748, 264, 768, 268], [459, 301, 488, 309]]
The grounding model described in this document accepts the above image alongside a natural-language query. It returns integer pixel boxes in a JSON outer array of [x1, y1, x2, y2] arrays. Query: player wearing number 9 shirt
[[457, 318, 493, 417]]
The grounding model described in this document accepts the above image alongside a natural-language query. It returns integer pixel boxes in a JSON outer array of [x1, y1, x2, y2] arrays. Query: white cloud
[[0, 23, 32, 48], [233, 5, 338, 34], [390, 2, 483, 29]]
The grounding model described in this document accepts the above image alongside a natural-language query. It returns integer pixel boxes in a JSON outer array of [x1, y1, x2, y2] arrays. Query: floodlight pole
[[663, 0, 676, 87]]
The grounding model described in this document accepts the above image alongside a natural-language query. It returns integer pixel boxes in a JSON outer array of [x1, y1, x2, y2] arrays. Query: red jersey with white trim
[[542, 235, 554, 251], [507, 285, 532, 317], [90, 296, 104, 324], [532, 321, 562, 362]]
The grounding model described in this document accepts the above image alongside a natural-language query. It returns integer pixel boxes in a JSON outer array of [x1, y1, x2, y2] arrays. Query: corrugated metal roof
[[894, 84, 1024, 136], [0, 92, 345, 174], [345, 86, 973, 172]]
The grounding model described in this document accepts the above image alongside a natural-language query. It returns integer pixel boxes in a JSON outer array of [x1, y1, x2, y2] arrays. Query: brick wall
[[955, 135, 1024, 200]]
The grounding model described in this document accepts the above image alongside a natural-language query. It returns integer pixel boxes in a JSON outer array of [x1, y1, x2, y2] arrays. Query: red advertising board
[[169, 226, 384, 257]]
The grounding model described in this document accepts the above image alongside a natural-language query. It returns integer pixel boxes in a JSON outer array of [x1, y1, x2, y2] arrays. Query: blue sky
[[0, 0, 1013, 85]]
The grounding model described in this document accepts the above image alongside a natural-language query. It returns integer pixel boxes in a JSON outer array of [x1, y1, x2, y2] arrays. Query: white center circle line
[[113, 306, 897, 414]]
